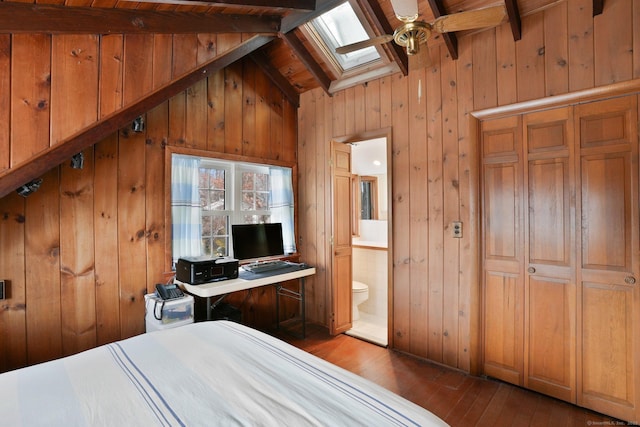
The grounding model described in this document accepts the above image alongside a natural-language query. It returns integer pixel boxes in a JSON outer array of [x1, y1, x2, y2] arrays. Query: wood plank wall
[[297, 0, 640, 372], [0, 33, 297, 372]]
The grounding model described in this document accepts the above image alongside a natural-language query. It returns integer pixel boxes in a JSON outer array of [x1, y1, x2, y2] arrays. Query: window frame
[[300, 0, 401, 93], [164, 146, 298, 273]]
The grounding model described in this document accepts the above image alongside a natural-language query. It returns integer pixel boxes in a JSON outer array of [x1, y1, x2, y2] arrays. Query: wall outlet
[[452, 221, 463, 238]]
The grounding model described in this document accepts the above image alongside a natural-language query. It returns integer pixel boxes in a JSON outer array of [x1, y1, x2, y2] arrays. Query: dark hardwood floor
[[274, 323, 622, 427]]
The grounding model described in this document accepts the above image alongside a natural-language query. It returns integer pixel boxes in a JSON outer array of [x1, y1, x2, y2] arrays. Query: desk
[[176, 265, 315, 338]]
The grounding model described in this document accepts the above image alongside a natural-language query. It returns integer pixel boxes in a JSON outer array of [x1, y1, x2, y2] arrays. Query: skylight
[[310, 2, 380, 71], [302, 0, 400, 93]]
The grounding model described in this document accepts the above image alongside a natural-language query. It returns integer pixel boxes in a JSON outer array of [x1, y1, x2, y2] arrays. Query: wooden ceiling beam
[[281, 32, 332, 95], [0, 2, 280, 34], [504, 0, 522, 41], [0, 36, 275, 199], [357, 0, 408, 76], [426, 0, 458, 60], [593, 0, 604, 16], [123, 0, 316, 11], [280, 0, 344, 34]]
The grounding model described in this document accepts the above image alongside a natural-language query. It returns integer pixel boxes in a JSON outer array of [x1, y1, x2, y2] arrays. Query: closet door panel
[[576, 96, 639, 422], [481, 116, 524, 385]]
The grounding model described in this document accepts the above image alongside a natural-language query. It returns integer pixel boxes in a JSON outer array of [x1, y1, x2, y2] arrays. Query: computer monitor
[[231, 223, 285, 261]]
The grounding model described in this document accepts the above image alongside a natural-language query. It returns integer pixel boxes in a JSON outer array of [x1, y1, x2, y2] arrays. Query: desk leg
[[206, 296, 211, 321], [300, 277, 306, 339], [274, 277, 306, 339]]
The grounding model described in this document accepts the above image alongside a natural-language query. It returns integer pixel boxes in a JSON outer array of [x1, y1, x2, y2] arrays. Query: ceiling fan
[[336, 0, 507, 66]]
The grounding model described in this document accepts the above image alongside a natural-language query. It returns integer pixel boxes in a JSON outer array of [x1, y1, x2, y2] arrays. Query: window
[[310, 2, 381, 71], [302, 0, 400, 93], [171, 154, 295, 266]]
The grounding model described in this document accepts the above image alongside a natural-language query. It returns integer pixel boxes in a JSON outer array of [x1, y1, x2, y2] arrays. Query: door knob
[[527, 267, 536, 274], [625, 276, 636, 285]]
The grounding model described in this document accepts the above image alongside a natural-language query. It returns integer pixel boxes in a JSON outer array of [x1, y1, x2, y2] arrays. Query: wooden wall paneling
[[59, 147, 96, 356], [390, 72, 410, 351], [298, 89, 321, 323], [0, 193, 27, 372], [255, 68, 271, 160], [207, 69, 226, 152], [224, 61, 243, 155], [567, 0, 595, 92], [93, 134, 120, 346], [117, 131, 147, 338], [145, 102, 169, 291], [365, 78, 381, 131], [408, 66, 429, 358], [51, 35, 99, 145], [353, 83, 366, 134], [331, 90, 346, 138], [344, 86, 356, 136], [25, 168, 61, 365], [472, 28, 498, 110], [593, 0, 633, 86], [186, 79, 209, 150], [0, 35, 10, 171], [122, 34, 153, 105], [295, 89, 310, 318], [282, 99, 297, 164], [456, 37, 476, 373], [311, 90, 325, 325], [242, 61, 257, 156], [496, 21, 517, 106], [196, 34, 217, 65], [543, 2, 569, 97], [268, 83, 283, 160], [379, 76, 392, 128], [635, 3, 640, 79], [172, 34, 199, 78], [169, 92, 187, 147], [99, 35, 124, 119], [516, 12, 545, 102], [152, 34, 173, 89], [11, 34, 51, 167], [426, 48, 445, 362], [440, 46, 461, 367]]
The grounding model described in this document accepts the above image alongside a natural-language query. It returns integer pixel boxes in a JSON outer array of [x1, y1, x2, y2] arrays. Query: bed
[[0, 321, 447, 426]]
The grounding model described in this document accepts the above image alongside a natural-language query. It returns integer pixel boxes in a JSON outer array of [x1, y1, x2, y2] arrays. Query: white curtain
[[171, 155, 202, 265], [269, 167, 296, 254]]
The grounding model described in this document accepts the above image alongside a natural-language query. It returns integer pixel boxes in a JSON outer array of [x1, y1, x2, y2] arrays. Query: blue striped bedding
[[0, 321, 447, 426]]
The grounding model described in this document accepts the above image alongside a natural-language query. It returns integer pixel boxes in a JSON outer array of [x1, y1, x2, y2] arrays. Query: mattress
[[0, 321, 447, 426]]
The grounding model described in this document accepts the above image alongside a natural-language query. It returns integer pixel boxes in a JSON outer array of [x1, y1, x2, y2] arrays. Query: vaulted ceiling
[[0, 0, 603, 106], [0, 0, 605, 197]]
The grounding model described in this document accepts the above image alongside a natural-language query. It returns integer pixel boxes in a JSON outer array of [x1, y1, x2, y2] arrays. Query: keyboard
[[243, 260, 289, 274]]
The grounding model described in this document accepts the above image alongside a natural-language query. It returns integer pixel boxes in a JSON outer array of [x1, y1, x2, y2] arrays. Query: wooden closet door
[[576, 96, 639, 422], [522, 108, 576, 403], [481, 115, 525, 385]]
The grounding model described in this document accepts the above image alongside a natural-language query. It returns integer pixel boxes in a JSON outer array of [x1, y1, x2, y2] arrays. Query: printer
[[176, 256, 239, 285]]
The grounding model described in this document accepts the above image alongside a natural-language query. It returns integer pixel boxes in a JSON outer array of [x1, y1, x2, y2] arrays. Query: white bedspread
[[0, 321, 447, 426]]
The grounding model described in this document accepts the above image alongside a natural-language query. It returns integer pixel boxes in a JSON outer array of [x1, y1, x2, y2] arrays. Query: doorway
[[345, 137, 390, 346]]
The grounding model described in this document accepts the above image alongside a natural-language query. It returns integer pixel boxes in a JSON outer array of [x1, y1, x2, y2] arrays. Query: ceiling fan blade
[[390, 0, 419, 22], [335, 35, 394, 55], [431, 5, 507, 33]]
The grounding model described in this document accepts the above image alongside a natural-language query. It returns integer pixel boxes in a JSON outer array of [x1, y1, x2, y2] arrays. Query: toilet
[[352, 281, 369, 321]]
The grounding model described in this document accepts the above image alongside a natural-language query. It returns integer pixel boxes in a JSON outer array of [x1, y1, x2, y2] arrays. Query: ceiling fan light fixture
[[393, 22, 430, 56], [389, 0, 419, 22]]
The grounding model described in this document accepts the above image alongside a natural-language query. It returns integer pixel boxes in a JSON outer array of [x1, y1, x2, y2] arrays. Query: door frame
[[330, 128, 393, 344]]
